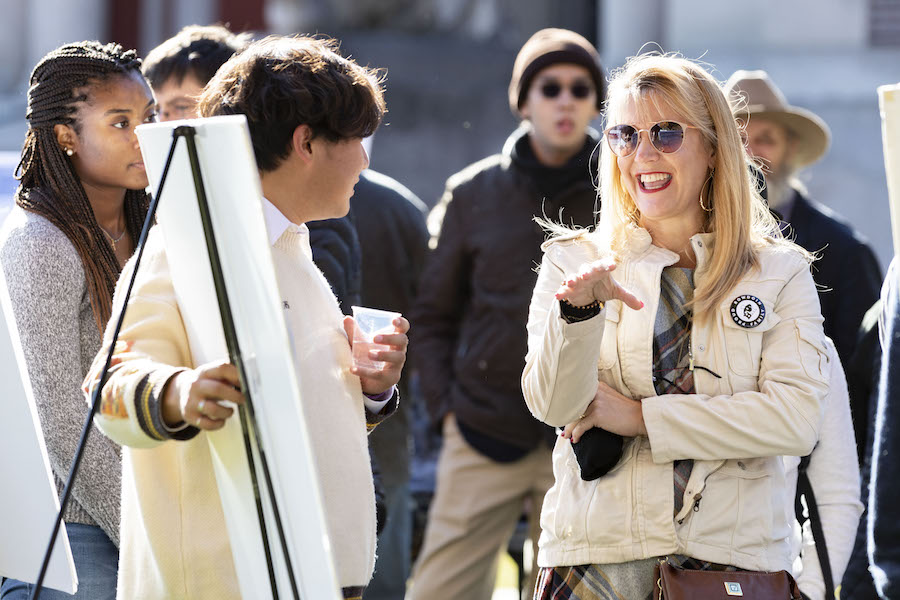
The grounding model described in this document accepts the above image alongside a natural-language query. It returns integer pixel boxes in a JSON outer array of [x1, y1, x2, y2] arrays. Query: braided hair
[[16, 41, 151, 331]]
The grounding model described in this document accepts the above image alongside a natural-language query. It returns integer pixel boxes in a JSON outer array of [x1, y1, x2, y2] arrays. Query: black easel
[[29, 125, 299, 600]]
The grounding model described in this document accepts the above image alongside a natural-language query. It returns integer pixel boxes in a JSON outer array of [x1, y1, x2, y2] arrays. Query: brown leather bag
[[652, 560, 803, 599]]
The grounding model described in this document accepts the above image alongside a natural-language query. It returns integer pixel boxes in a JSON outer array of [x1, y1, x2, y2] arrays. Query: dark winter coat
[[411, 127, 600, 457], [869, 258, 900, 599], [786, 189, 882, 367]]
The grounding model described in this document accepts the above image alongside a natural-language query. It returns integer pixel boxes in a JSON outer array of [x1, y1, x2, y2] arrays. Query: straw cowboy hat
[[724, 69, 831, 168]]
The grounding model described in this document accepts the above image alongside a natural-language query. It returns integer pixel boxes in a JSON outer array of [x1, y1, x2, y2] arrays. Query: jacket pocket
[[597, 303, 633, 396], [794, 320, 829, 384], [686, 459, 774, 557], [583, 439, 636, 547], [545, 439, 635, 551], [597, 302, 620, 370], [718, 295, 781, 378]]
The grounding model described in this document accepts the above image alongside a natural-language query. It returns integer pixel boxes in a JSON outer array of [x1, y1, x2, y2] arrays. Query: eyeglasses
[[539, 81, 594, 100], [604, 121, 697, 157]]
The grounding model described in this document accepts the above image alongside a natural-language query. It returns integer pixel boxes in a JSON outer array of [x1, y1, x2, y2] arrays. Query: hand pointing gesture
[[554, 258, 644, 311]]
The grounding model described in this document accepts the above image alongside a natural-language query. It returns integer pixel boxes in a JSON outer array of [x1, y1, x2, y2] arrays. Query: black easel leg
[[30, 129, 181, 600]]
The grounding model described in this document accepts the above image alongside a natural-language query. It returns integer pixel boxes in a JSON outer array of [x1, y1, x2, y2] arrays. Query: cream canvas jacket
[[522, 227, 829, 573]]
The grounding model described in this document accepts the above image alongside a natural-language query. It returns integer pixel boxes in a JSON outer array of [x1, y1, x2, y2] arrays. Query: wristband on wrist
[[559, 298, 604, 323]]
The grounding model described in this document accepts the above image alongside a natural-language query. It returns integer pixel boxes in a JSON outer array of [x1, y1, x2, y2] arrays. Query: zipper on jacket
[[691, 494, 702, 512], [677, 493, 702, 524]]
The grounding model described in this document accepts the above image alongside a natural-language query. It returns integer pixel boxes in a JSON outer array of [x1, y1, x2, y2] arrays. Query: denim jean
[[1, 523, 118, 599]]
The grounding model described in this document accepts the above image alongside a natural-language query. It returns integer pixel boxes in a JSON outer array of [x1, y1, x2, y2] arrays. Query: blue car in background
[[0, 151, 20, 225]]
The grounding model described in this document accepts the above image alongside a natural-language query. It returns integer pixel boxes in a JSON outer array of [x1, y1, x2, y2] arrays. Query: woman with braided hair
[[0, 41, 154, 599]]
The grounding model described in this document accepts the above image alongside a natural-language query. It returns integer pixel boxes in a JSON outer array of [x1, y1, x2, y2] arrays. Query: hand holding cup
[[345, 306, 409, 396]]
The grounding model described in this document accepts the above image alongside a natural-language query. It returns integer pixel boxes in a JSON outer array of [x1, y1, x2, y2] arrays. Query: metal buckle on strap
[[657, 558, 667, 599]]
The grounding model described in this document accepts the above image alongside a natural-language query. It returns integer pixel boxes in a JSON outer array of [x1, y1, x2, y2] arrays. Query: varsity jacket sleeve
[[642, 252, 829, 461], [795, 342, 863, 600], [410, 184, 470, 428], [365, 388, 399, 432], [522, 236, 608, 427], [83, 229, 197, 448]]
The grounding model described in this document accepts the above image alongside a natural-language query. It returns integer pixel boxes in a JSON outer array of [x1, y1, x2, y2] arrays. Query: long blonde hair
[[596, 53, 807, 317]]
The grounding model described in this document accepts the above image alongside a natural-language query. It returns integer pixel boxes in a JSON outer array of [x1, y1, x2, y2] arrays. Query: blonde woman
[[522, 54, 829, 599]]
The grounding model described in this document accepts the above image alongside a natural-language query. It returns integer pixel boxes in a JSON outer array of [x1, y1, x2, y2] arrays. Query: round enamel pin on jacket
[[730, 295, 766, 328]]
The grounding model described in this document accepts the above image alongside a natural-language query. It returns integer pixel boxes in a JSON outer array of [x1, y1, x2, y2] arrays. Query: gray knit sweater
[[0, 206, 120, 546]]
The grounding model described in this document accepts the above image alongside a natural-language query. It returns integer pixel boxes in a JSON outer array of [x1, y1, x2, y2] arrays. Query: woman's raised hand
[[554, 258, 644, 311]]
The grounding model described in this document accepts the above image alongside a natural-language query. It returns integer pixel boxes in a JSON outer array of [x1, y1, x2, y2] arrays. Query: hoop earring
[[699, 171, 714, 212]]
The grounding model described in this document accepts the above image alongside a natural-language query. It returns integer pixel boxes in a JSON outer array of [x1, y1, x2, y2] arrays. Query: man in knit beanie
[[409, 28, 604, 600]]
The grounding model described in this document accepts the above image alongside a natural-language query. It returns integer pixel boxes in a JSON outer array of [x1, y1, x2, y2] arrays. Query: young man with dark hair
[[144, 25, 367, 336], [143, 24, 250, 122], [409, 28, 605, 600], [83, 35, 408, 600]]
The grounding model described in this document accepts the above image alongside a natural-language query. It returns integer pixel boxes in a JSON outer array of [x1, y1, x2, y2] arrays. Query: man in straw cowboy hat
[[726, 71, 879, 600], [725, 70, 881, 369]]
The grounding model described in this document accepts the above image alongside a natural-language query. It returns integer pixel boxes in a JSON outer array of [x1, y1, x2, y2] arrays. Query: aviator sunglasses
[[539, 81, 594, 100], [604, 121, 697, 157]]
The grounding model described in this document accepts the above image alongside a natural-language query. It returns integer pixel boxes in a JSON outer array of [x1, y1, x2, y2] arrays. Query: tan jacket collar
[[621, 227, 716, 272]]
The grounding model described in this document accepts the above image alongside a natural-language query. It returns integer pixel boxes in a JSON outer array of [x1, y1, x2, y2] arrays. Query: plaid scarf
[[652, 267, 696, 514]]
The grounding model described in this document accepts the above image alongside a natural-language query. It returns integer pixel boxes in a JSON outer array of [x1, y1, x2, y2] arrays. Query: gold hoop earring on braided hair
[[699, 170, 714, 212]]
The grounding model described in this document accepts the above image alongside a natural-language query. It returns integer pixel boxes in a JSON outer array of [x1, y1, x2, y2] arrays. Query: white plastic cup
[[351, 306, 401, 370]]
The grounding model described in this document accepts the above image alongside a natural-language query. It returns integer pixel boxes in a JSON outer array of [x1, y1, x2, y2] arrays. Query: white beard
[[764, 174, 793, 211]]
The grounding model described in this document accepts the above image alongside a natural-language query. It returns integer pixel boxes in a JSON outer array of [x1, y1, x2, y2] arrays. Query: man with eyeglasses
[[409, 28, 604, 600]]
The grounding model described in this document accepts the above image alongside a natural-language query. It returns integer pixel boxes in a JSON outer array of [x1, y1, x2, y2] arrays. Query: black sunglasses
[[604, 121, 698, 157], [539, 81, 594, 100]]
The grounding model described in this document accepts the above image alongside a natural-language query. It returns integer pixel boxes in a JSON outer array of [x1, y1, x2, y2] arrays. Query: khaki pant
[[408, 415, 555, 600]]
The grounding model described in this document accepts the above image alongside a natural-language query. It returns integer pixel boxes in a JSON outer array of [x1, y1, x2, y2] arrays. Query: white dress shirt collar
[[261, 196, 306, 247]]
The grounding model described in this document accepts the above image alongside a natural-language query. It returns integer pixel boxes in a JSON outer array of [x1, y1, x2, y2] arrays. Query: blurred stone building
[[0, 0, 896, 267]]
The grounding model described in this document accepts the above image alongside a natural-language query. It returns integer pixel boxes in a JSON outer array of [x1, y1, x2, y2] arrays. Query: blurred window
[[871, 0, 900, 46]]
